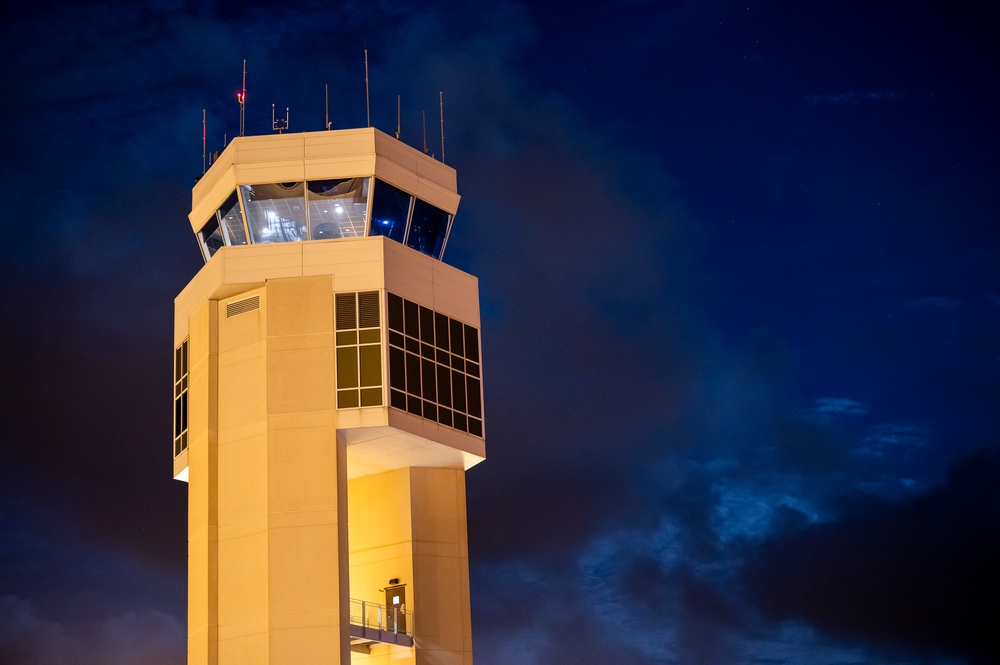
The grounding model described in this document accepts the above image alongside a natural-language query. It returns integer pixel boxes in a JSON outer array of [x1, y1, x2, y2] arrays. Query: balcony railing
[[349, 597, 413, 651]]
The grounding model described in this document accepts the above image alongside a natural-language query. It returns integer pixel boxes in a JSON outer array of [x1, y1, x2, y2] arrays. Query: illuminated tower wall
[[172, 128, 485, 665]]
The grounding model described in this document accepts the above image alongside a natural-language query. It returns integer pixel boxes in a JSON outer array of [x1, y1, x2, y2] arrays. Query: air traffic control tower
[[172, 127, 484, 665]]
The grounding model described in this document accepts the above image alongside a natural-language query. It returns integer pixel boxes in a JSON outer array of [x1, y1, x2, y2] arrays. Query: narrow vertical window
[[336, 291, 383, 408], [173, 339, 189, 456]]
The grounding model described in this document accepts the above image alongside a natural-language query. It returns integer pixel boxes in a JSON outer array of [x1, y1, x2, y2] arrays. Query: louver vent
[[358, 291, 380, 328], [226, 295, 260, 318], [335, 293, 357, 330]]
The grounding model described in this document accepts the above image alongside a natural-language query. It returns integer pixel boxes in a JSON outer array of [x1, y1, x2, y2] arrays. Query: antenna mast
[[396, 94, 401, 140], [237, 59, 247, 137], [439, 91, 445, 163], [364, 49, 371, 127], [202, 109, 207, 174], [422, 110, 428, 154], [272, 104, 289, 133], [325, 83, 331, 130]]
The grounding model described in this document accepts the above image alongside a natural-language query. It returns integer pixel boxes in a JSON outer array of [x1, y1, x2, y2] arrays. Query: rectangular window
[[173, 339, 189, 456], [335, 291, 383, 408], [383, 292, 484, 438]]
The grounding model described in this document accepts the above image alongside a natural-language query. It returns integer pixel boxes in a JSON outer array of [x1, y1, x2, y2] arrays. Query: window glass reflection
[[218, 191, 247, 246], [307, 178, 369, 240], [241, 183, 307, 244], [407, 199, 450, 258], [369, 179, 411, 243], [198, 215, 225, 260]]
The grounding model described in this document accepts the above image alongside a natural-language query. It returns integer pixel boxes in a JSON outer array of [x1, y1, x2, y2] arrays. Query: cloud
[[810, 397, 868, 418], [0, 596, 184, 665], [741, 446, 1000, 664], [857, 423, 929, 458]]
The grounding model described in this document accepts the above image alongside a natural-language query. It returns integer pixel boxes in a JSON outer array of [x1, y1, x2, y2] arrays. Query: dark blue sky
[[2, 1, 998, 663]]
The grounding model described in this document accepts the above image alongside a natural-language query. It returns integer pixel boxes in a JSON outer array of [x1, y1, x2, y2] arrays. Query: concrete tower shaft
[[173, 127, 484, 665]]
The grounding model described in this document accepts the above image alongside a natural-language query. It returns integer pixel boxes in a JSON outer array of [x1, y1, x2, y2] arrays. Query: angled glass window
[[218, 191, 247, 246], [307, 178, 369, 240], [369, 179, 411, 243], [197, 215, 225, 261], [406, 198, 450, 259], [241, 182, 307, 244]]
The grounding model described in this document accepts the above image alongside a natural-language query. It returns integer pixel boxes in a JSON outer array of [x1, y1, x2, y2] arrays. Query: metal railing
[[349, 597, 411, 636]]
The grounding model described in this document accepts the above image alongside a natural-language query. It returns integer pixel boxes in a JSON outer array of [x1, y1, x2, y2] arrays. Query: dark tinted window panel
[[389, 331, 404, 348], [467, 361, 480, 378], [435, 313, 450, 350], [452, 370, 467, 412], [422, 401, 437, 421], [406, 198, 450, 259], [404, 300, 419, 338], [437, 365, 452, 407], [388, 293, 404, 332], [464, 325, 479, 362], [421, 358, 436, 401], [337, 347, 359, 389], [421, 343, 434, 359], [338, 390, 360, 408], [451, 355, 465, 372], [436, 348, 449, 364], [389, 347, 406, 391], [419, 306, 435, 345], [360, 387, 382, 407], [407, 394, 422, 416], [439, 408, 452, 427], [391, 389, 407, 410], [468, 418, 483, 437], [467, 377, 482, 418], [450, 320, 464, 357], [359, 329, 380, 344], [405, 353, 422, 397], [454, 412, 467, 432], [359, 345, 381, 387], [175, 398, 184, 433], [405, 337, 419, 354], [369, 179, 411, 243]]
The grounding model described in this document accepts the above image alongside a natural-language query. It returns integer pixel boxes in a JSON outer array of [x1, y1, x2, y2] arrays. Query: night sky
[[2, 1, 998, 664]]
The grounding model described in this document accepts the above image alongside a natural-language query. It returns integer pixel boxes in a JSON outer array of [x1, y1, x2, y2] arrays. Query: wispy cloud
[[857, 423, 929, 458], [808, 397, 867, 424]]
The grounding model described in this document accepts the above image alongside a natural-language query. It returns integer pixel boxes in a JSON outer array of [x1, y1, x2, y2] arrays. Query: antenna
[[238, 59, 247, 137], [396, 94, 401, 140], [325, 83, 331, 130], [272, 104, 289, 133], [202, 109, 207, 175], [439, 91, 445, 164], [422, 110, 428, 154], [364, 49, 371, 127]]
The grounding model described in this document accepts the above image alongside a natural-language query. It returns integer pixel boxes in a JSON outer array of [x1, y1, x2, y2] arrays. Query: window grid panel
[[335, 291, 383, 408], [385, 292, 483, 438], [173, 339, 189, 457]]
